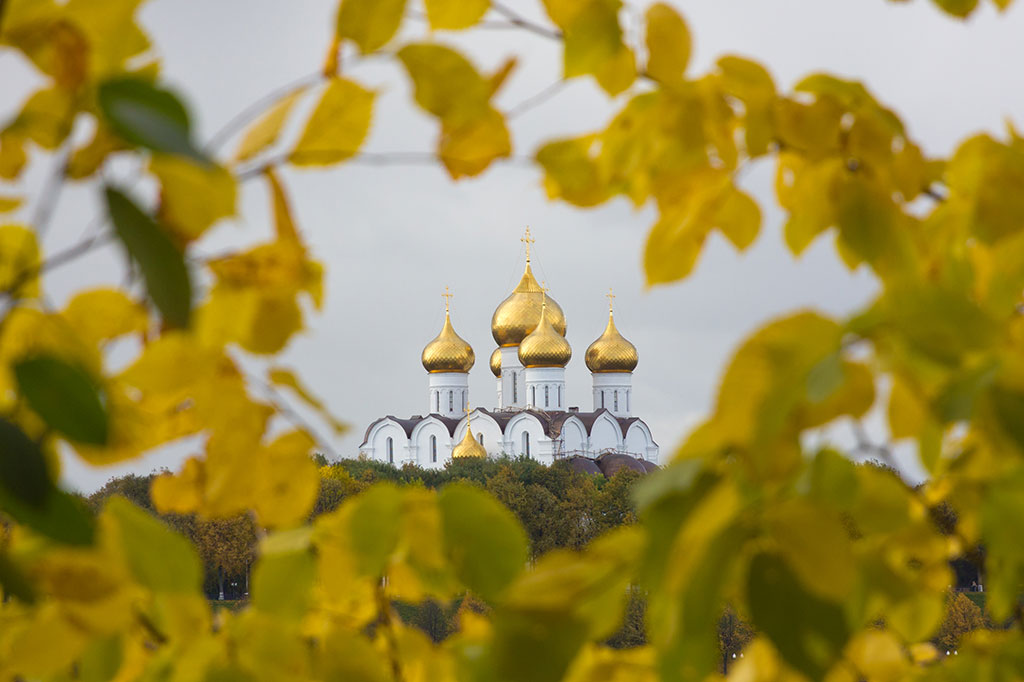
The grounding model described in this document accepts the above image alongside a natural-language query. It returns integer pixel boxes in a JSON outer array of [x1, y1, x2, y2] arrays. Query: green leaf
[[97, 77, 206, 163], [0, 551, 37, 603], [0, 416, 50, 507], [0, 482, 95, 545], [105, 496, 201, 592], [253, 528, 316, 619], [105, 186, 192, 329], [13, 355, 108, 446], [747, 552, 850, 680], [438, 482, 528, 601]]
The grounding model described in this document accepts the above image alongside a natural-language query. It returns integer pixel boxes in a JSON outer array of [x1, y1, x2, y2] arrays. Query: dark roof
[[596, 452, 647, 477], [360, 414, 461, 446]]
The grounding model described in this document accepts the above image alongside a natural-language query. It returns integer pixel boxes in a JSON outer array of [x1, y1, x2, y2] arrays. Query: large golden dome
[[489, 347, 501, 377], [585, 309, 638, 373], [452, 419, 487, 459], [422, 307, 474, 373], [518, 303, 572, 368], [491, 262, 567, 347]]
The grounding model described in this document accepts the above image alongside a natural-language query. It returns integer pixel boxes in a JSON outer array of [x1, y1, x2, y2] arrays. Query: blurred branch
[[244, 369, 340, 461], [491, 2, 562, 40], [507, 79, 568, 119], [234, 150, 533, 182]]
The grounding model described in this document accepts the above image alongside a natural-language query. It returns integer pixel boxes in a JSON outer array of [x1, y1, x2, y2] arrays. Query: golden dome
[[518, 302, 572, 368], [452, 419, 487, 459], [586, 307, 638, 373], [491, 262, 567, 346], [489, 347, 501, 377], [422, 302, 475, 373]]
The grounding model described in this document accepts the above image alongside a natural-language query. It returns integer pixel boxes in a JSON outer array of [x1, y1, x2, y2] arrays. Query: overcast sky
[[4, 0, 1024, 492]]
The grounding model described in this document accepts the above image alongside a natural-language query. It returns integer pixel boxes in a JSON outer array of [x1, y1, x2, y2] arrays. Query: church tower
[[421, 288, 475, 418], [490, 228, 567, 410], [519, 294, 571, 410], [585, 290, 638, 417]]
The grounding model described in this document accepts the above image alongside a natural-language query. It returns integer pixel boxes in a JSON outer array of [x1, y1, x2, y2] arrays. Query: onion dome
[[585, 296, 638, 373], [489, 347, 502, 377], [491, 230, 566, 346], [452, 419, 487, 459], [422, 293, 475, 373], [518, 301, 572, 368]]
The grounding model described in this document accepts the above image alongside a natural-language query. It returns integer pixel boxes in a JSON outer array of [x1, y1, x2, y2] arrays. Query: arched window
[[448, 392, 453, 412], [430, 435, 437, 463], [512, 372, 517, 403], [462, 391, 467, 411], [601, 391, 605, 408], [626, 392, 629, 413], [386, 437, 394, 464], [558, 385, 562, 407], [522, 431, 530, 457], [434, 391, 439, 412], [614, 391, 619, 412], [544, 385, 550, 407], [478, 433, 483, 445], [531, 385, 536, 406]]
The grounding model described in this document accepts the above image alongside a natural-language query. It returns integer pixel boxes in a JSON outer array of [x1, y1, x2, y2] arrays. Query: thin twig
[[246, 371, 340, 461], [235, 150, 533, 182], [491, 2, 562, 40], [507, 79, 568, 119], [204, 71, 325, 154], [31, 143, 70, 241]]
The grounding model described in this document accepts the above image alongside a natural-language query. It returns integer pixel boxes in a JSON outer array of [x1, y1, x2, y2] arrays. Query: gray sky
[[3, 0, 1023, 492]]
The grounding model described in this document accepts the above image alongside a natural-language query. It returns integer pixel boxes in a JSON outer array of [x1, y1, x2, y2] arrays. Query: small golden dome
[[422, 304, 475, 373], [452, 419, 487, 459], [491, 262, 567, 346], [518, 302, 572, 368], [489, 347, 501, 377], [586, 309, 638, 373]]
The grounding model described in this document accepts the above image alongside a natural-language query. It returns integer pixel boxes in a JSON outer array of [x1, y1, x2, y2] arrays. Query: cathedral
[[358, 230, 659, 471]]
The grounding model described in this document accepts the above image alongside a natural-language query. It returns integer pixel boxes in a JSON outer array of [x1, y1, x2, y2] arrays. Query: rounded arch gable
[[454, 411, 502, 457], [561, 416, 587, 455], [505, 412, 545, 458], [624, 421, 654, 458], [589, 412, 622, 453], [411, 417, 452, 466], [369, 420, 409, 464]]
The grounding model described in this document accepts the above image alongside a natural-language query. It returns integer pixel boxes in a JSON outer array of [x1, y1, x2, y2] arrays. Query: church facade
[[358, 231, 659, 470]]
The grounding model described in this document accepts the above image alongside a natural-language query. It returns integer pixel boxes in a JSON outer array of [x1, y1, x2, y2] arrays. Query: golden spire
[[422, 288, 475, 373], [491, 232, 567, 346], [518, 281, 572, 369], [586, 291, 638, 373], [452, 406, 487, 459], [521, 226, 535, 264]]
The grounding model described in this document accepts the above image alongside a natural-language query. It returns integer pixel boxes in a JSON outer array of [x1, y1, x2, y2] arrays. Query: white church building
[[358, 230, 659, 471]]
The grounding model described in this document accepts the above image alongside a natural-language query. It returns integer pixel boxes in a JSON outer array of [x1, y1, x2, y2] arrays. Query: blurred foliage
[[1, 0, 1023, 679]]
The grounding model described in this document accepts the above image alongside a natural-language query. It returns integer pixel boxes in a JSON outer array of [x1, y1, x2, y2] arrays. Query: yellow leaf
[[198, 286, 304, 355], [888, 374, 926, 441], [268, 366, 348, 434], [0, 129, 28, 179], [844, 630, 909, 681], [439, 107, 511, 178], [563, 645, 656, 682], [0, 196, 23, 213], [644, 3, 690, 86], [0, 224, 40, 298], [548, 0, 636, 96], [253, 430, 319, 527], [715, 185, 761, 250], [2, 603, 88, 677], [397, 43, 491, 125], [8, 86, 76, 149], [264, 168, 300, 243], [781, 158, 843, 255], [151, 456, 205, 514], [68, 122, 127, 179], [536, 136, 610, 207], [424, 0, 489, 30], [774, 96, 843, 159], [335, 0, 407, 53], [62, 288, 147, 346], [64, 0, 150, 77], [151, 155, 237, 242], [766, 500, 855, 602], [946, 134, 1024, 244], [234, 89, 305, 163], [290, 78, 375, 166]]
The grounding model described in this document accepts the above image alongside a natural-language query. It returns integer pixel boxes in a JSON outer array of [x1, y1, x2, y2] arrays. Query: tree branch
[[490, 2, 562, 40]]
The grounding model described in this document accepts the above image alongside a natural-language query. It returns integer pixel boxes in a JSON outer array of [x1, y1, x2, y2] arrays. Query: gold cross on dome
[[606, 287, 615, 313], [442, 286, 453, 313], [540, 280, 549, 308], [521, 226, 535, 263]]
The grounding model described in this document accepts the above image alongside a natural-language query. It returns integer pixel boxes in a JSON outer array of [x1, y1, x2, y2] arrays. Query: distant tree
[[719, 605, 756, 672], [192, 515, 258, 600], [935, 592, 988, 651], [88, 473, 157, 512]]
